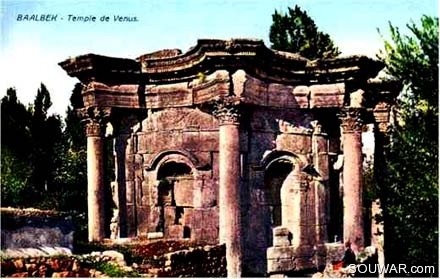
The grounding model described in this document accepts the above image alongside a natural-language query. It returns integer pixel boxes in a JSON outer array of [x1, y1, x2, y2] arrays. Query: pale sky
[[1, 0, 437, 116]]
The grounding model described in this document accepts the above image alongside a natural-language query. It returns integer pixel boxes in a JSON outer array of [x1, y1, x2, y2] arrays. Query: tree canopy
[[269, 5, 340, 59], [378, 15, 438, 275]]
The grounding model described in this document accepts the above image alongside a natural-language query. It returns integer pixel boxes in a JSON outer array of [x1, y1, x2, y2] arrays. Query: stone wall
[[123, 107, 220, 243], [0, 208, 74, 251], [151, 244, 226, 277]]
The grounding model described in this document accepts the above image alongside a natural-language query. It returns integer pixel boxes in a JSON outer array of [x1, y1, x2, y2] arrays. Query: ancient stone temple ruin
[[59, 39, 398, 277]]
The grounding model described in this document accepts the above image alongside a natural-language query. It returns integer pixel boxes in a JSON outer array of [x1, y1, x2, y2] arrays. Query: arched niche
[[156, 161, 193, 207], [261, 150, 308, 246], [153, 152, 196, 239], [264, 159, 292, 227]]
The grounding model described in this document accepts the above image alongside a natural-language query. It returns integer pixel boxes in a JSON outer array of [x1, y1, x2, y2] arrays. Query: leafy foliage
[[1, 83, 88, 217], [1, 147, 32, 206], [269, 5, 340, 59], [25, 84, 66, 198], [1, 88, 34, 206], [377, 15, 438, 274], [1, 88, 32, 158]]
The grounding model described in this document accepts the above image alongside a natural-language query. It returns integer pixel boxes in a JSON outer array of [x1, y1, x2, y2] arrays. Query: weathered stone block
[[276, 134, 311, 154], [136, 206, 149, 234], [268, 84, 297, 108], [147, 91, 193, 109], [198, 132, 218, 151], [164, 206, 176, 227], [193, 78, 230, 105], [156, 130, 184, 149], [309, 83, 345, 108], [272, 227, 291, 247], [267, 257, 296, 274], [167, 225, 183, 239], [267, 246, 295, 259], [201, 179, 218, 207], [182, 131, 200, 151], [147, 232, 164, 239], [174, 179, 194, 207], [182, 207, 193, 225], [242, 75, 268, 105]]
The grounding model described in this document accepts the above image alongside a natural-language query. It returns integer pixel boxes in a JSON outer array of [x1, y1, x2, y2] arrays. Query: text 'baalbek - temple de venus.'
[[59, 39, 399, 277]]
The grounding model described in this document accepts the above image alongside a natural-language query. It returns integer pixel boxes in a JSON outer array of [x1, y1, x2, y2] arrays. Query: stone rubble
[[1, 249, 127, 278]]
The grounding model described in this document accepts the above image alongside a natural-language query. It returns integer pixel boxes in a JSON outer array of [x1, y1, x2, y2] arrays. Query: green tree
[[52, 83, 88, 239], [29, 83, 65, 196], [65, 83, 86, 151], [269, 5, 340, 59], [378, 15, 438, 275], [52, 83, 87, 212], [1, 88, 32, 158], [1, 88, 33, 206], [1, 147, 33, 206]]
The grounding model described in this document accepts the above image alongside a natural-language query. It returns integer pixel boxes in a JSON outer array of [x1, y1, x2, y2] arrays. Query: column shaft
[[87, 122, 105, 242], [114, 135, 129, 237], [214, 97, 243, 278], [219, 123, 242, 277], [340, 109, 364, 252]]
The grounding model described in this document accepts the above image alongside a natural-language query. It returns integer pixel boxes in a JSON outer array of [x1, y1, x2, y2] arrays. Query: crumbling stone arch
[[261, 150, 308, 170], [147, 150, 201, 171]]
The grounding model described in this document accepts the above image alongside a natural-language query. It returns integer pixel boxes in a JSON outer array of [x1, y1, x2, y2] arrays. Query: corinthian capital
[[78, 107, 112, 137], [212, 96, 241, 125], [86, 122, 105, 137], [338, 108, 364, 134]]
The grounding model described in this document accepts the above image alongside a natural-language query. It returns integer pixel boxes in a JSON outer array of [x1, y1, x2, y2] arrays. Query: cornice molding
[[59, 39, 384, 85]]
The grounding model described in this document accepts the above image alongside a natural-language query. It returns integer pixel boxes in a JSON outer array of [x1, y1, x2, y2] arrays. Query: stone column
[[111, 112, 142, 238], [339, 108, 364, 252], [311, 120, 329, 245], [373, 123, 389, 278], [86, 118, 107, 242], [280, 165, 303, 248], [113, 133, 130, 237], [213, 97, 242, 278]]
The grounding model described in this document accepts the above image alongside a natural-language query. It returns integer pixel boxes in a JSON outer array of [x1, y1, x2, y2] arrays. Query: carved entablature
[[81, 82, 140, 108], [212, 96, 242, 126], [338, 108, 364, 134], [59, 39, 384, 86], [78, 107, 111, 137]]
